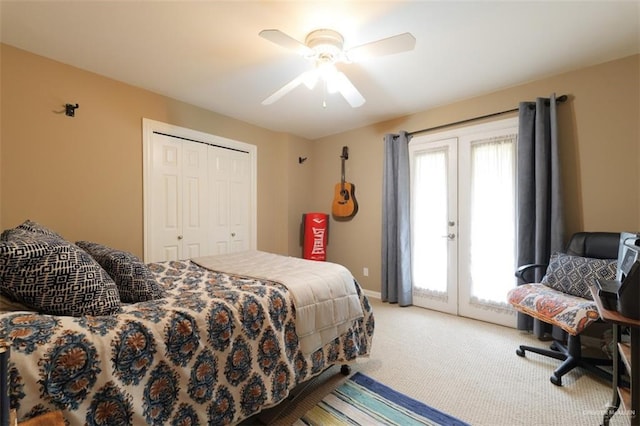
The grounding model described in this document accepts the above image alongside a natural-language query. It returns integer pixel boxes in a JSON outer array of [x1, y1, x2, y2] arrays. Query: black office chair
[[507, 232, 619, 386]]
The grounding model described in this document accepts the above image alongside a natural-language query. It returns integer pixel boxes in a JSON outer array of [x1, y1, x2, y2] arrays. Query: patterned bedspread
[[0, 260, 374, 425]]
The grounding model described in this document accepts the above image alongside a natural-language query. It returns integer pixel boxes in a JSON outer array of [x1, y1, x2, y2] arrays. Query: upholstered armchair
[[507, 232, 619, 386]]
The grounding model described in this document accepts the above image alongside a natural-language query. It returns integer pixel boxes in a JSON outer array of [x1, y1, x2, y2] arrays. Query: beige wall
[[313, 55, 640, 294], [2, 44, 638, 296], [0, 44, 313, 258], [285, 133, 315, 256]]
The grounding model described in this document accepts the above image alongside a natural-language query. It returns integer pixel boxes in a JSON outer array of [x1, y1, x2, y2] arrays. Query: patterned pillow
[[16, 219, 65, 238], [0, 220, 65, 241], [541, 252, 617, 299], [0, 231, 121, 316], [76, 241, 165, 303]]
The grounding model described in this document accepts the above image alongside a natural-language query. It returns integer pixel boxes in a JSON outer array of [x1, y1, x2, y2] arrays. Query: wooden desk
[[590, 285, 639, 426], [18, 411, 65, 426], [9, 410, 65, 426]]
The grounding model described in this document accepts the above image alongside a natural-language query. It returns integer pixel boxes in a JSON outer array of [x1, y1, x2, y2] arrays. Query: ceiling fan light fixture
[[305, 29, 344, 63], [326, 79, 339, 95], [318, 61, 336, 76], [321, 65, 340, 93], [326, 71, 346, 95], [302, 69, 319, 90], [259, 28, 415, 108]]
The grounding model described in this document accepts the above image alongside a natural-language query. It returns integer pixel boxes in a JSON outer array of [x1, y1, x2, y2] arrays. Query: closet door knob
[[177, 235, 183, 240], [231, 232, 236, 237]]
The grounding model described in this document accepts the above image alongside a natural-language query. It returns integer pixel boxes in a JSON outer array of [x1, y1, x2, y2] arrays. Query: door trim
[[142, 118, 257, 262]]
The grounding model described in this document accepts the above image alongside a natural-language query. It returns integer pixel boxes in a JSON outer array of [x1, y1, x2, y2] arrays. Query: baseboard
[[363, 289, 381, 300]]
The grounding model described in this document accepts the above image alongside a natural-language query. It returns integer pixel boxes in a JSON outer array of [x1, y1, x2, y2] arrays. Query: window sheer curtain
[[516, 93, 566, 338], [381, 131, 412, 306], [412, 149, 448, 296], [469, 135, 516, 309]]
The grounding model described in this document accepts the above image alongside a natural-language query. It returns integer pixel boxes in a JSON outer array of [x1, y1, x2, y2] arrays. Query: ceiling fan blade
[[346, 32, 416, 62], [262, 69, 319, 105], [333, 72, 365, 108], [259, 29, 313, 56]]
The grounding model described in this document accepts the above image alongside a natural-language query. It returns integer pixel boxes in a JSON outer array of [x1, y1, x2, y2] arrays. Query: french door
[[409, 118, 518, 327]]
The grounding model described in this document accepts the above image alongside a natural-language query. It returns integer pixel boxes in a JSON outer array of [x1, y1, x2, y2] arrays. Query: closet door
[[181, 141, 210, 258], [209, 147, 251, 254], [148, 133, 208, 262], [143, 118, 257, 263]]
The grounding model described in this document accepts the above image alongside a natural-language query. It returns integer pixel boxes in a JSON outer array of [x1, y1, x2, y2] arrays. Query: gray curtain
[[381, 131, 412, 306], [516, 93, 566, 337]]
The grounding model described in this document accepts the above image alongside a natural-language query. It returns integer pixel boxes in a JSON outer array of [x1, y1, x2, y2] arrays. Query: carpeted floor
[[251, 298, 629, 426]]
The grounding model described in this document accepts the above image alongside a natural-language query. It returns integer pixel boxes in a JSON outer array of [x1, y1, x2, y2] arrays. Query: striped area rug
[[294, 372, 469, 425]]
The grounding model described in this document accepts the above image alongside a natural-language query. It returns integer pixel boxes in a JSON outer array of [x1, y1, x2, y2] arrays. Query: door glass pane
[[469, 135, 516, 309], [412, 149, 448, 296]]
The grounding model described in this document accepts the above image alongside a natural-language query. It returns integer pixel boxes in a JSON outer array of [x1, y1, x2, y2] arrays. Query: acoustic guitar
[[332, 146, 358, 219]]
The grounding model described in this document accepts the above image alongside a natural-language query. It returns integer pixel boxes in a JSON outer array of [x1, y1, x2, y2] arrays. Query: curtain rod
[[408, 94, 568, 137]]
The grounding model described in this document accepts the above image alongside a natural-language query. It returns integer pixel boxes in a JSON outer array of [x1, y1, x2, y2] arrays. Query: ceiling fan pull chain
[[322, 80, 327, 108]]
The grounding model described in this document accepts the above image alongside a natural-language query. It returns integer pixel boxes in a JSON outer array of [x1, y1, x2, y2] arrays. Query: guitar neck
[[340, 146, 348, 187], [340, 146, 349, 191]]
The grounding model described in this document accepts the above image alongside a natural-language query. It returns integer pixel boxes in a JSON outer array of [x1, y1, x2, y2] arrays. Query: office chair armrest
[[515, 263, 548, 284]]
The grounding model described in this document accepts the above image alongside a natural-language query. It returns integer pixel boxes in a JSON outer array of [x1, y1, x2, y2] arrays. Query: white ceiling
[[1, 1, 639, 140]]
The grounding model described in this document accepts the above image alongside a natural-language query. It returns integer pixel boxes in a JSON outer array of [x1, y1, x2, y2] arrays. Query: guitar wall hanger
[[64, 103, 79, 117], [331, 146, 358, 220]]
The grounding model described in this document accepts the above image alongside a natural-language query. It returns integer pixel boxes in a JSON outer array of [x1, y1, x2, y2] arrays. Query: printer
[[597, 232, 640, 320]]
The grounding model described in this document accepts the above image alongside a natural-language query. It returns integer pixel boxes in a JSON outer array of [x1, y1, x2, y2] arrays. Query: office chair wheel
[[550, 374, 562, 386], [516, 347, 525, 357]]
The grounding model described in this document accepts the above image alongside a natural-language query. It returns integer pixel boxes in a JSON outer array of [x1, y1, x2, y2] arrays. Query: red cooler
[[302, 213, 329, 260]]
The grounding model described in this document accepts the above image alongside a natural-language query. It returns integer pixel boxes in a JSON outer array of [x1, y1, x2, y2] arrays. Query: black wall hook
[[65, 103, 79, 117], [298, 157, 308, 164]]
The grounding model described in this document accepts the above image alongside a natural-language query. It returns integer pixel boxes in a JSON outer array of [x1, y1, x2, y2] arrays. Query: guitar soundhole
[[339, 189, 350, 204]]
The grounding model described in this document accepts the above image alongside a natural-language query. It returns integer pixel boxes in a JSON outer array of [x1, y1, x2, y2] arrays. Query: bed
[[0, 221, 374, 425]]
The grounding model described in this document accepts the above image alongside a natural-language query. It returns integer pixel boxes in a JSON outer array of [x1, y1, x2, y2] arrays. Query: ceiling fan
[[259, 28, 416, 108]]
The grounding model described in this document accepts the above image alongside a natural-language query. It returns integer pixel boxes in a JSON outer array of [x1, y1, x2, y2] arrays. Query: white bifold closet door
[[144, 120, 255, 263], [149, 133, 210, 261], [208, 146, 251, 255]]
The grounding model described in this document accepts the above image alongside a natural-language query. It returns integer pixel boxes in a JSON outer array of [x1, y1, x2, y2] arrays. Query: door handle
[[177, 235, 183, 240], [442, 233, 455, 240]]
